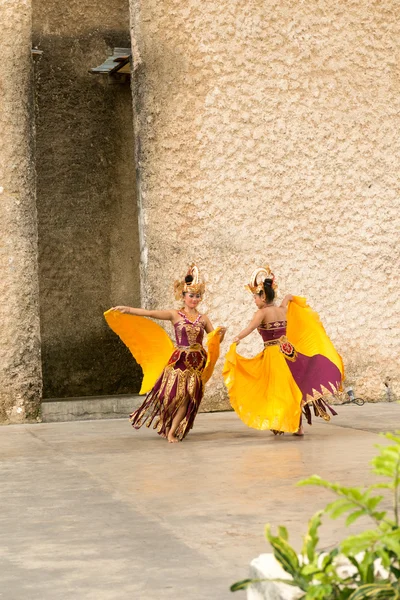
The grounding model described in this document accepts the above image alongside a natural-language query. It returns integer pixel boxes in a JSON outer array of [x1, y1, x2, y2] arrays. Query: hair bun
[[185, 275, 194, 284], [264, 278, 273, 287]]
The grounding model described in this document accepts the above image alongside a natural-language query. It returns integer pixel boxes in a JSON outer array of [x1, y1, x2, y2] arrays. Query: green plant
[[231, 432, 400, 599]]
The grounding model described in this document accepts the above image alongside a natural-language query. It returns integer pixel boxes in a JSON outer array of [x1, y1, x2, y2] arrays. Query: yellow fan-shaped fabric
[[287, 297, 344, 379], [104, 310, 174, 394], [202, 327, 222, 384]]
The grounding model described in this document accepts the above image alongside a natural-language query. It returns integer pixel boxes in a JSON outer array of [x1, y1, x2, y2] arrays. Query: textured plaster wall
[[0, 0, 42, 422], [130, 0, 400, 409], [32, 0, 142, 397]]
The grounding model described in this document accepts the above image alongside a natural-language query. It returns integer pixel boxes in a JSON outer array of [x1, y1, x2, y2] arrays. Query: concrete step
[[41, 394, 143, 423]]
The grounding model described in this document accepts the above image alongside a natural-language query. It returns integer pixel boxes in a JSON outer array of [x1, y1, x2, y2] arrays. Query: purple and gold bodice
[[258, 321, 287, 347], [174, 312, 205, 348]]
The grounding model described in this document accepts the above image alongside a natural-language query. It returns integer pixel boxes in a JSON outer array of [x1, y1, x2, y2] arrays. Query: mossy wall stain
[[33, 0, 142, 398]]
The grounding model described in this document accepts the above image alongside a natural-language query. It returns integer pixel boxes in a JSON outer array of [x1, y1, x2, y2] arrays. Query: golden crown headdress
[[174, 263, 205, 300], [245, 265, 278, 295]]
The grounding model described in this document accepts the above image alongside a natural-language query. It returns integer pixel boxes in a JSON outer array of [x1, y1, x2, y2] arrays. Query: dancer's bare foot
[[293, 426, 304, 436], [160, 427, 170, 439], [167, 433, 179, 443]]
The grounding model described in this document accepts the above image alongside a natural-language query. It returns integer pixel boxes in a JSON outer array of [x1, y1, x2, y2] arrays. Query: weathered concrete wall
[[32, 0, 142, 397], [0, 0, 43, 422], [130, 0, 400, 408]]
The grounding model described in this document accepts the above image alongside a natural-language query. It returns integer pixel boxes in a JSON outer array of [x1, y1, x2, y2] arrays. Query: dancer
[[105, 264, 226, 443], [223, 266, 344, 435]]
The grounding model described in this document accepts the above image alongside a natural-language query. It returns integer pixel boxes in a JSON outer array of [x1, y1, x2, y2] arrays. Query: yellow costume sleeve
[[104, 310, 174, 394], [287, 296, 344, 379], [202, 327, 222, 384]]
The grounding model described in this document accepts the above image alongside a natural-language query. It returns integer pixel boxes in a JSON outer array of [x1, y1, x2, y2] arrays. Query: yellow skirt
[[223, 344, 302, 432]]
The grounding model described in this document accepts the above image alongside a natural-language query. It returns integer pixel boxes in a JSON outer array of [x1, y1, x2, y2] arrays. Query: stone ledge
[[41, 394, 143, 423]]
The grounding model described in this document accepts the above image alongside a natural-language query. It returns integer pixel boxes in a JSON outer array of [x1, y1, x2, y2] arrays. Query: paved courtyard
[[1, 403, 399, 600]]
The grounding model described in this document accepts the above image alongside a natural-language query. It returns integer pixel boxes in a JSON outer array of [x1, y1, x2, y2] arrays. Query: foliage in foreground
[[231, 431, 400, 599]]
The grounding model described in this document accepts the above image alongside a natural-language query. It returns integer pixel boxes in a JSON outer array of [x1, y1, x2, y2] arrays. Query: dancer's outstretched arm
[[111, 306, 174, 321], [232, 310, 264, 345]]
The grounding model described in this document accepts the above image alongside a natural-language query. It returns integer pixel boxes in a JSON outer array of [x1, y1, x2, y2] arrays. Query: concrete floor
[[1, 403, 399, 600]]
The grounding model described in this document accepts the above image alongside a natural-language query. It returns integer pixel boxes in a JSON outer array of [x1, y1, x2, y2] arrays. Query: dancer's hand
[[232, 336, 240, 345], [111, 306, 132, 314], [218, 327, 227, 342]]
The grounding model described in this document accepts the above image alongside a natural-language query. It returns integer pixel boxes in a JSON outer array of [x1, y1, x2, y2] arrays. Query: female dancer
[[105, 265, 226, 443], [223, 266, 344, 436]]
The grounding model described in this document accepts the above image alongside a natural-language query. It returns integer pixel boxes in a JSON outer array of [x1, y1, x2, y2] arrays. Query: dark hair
[[261, 278, 275, 303], [182, 274, 194, 295]]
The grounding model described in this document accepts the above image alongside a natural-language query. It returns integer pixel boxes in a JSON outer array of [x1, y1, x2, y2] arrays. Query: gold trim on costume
[[259, 320, 287, 330]]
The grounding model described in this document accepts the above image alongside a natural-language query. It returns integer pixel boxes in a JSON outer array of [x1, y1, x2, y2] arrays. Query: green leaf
[[298, 475, 336, 489], [260, 578, 305, 588], [301, 564, 322, 576], [321, 550, 338, 571], [326, 498, 358, 519], [371, 512, 387, 522], [389, 565, 400, 579], [348, 583, 400, 599], [346, 488, 364, 502], [346, 510, 367, 527], [372, 455, 398, 478], [304, 584, 333, 599], [372, 435, 400, 481], [384, 432, 400, 444], [340, 589, 359, 600], [230, 577, 304, 592], [265, 525, 301, 578], [365, 496, 384, 511], [230, 578, 253, 592], [383, 535, 400, 558], [347, 555, 360, 569], [301, 511, 323, 562], [340, 530, 382, 555], [376, 548, 391, 569], [366, 561, 375, 584], [274, 548, 300, 579], [379, 446, 400, 457], [367, 482, 394, 490], [358, 552, 376, 584], [278, 525, 289, 541]]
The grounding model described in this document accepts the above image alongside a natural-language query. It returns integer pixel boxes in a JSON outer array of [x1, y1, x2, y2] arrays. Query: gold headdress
[[174, 263, 205, 300], [245, 265, 278, 295]]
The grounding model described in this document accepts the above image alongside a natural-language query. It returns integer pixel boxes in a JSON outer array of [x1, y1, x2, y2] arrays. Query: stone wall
[[0, 0, 42, 422], [129, 0, 400, 408], [32, 0, 142, 398]]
